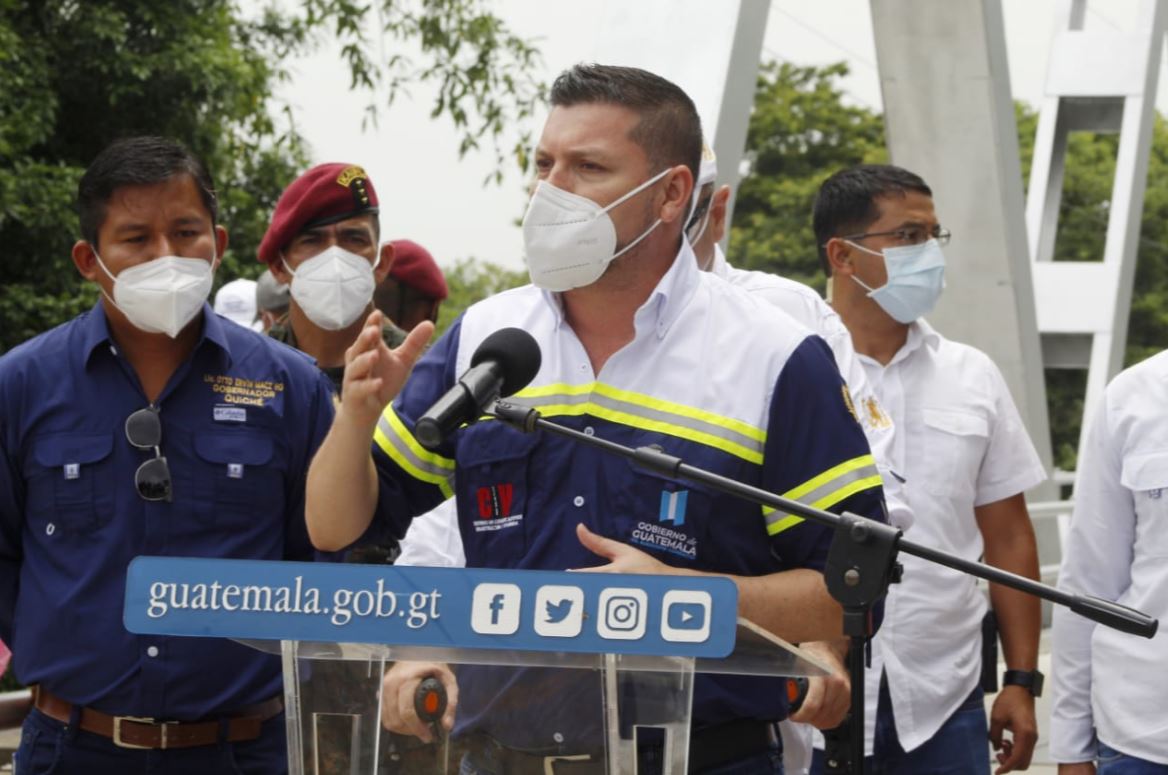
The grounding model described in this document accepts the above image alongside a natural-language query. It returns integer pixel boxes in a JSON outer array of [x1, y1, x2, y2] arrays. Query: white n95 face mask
[[95, 253, 215, 338], [849, 238, 946, 324], [521, 168, 670, 292], [283, 245, 377, 331]]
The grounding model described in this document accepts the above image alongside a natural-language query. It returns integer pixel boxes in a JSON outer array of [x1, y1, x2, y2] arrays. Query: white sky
[[268, 0, 1166, 272]]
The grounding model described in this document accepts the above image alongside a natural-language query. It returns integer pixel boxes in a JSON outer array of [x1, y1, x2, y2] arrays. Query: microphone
[[414, 327, 542, 450]]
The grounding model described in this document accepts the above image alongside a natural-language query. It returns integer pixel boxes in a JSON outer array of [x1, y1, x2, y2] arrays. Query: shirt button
[[553, 732, 564, 744], [573, 496, 585, 507], [45, 523, 55, 536], [583, 426, 595, 436], [146, 646, 160, 658]]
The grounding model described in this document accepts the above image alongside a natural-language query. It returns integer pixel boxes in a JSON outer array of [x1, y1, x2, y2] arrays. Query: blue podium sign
[[124, 557, 739, 658]]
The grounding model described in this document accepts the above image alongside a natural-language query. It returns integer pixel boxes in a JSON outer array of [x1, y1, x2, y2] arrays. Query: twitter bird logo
[[534, 585, 585, 637], [545, 598, 573, 623]]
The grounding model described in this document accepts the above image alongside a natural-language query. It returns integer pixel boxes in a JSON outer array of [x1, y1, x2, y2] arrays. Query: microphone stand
[[489, 400, 1158, 775]]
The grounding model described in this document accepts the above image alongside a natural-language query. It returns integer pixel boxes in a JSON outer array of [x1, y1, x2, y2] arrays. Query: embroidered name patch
[[214, 406, 247, 423]]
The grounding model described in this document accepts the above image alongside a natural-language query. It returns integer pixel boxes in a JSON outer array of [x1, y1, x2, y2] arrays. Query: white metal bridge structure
[[594, 0, 1166, 590]]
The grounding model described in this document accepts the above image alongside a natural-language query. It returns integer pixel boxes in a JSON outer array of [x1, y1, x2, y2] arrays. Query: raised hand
[[341, 311, 433, 432]]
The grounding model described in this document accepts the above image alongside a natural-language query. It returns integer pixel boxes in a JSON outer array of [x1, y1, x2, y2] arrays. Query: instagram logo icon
[[597, 588, 647, 640]]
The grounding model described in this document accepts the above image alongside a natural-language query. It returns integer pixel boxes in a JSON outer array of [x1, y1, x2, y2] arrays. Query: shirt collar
[[636, 238, 700, 339], [888, 318, 941, 366], [80, 298, 116, 365], [709, 243, 730, 278], [200, 302, 234, 361], [81, 299, 232, 368], [539, 239, 700, 340]]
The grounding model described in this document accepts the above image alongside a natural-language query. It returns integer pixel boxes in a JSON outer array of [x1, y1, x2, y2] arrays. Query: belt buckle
[[542, 753, 592, 775], [113, 715, 164, 749]]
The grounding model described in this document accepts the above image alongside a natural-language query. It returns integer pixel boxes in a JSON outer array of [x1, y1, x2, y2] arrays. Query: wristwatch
[[1002, 669, 1044, 697]]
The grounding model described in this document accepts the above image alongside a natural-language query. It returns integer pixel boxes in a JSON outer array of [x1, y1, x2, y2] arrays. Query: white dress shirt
[[1050, 350, 1168, 765], [858, 320, 1046, 753], [396, 498, 465, 567]]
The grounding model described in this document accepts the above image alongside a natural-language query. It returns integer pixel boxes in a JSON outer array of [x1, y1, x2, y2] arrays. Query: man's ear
[[825, 238, 855, 277], [72, 240, 101, 282], [374, 241, 395, 283], [269, 253, 293, 284], [709, 185, 732, 244], [659, 165, 695, 224], [213, 225, 229, 271]]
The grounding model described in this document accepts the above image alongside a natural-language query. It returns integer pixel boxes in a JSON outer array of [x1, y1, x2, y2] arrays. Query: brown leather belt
[[32, 686, 283, 750]]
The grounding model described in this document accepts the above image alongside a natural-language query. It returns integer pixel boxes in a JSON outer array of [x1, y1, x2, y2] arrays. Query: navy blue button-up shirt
[[0, 301, 335, 719]]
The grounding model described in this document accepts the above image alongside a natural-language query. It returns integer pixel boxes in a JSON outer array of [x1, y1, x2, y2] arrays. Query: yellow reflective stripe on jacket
[[509, 382, 766, 464], [764, 454, 883, 536], [373, 405, 455, 499]]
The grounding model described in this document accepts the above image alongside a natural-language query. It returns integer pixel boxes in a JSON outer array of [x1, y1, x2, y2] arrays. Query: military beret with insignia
[[257, 162, 379, 264]]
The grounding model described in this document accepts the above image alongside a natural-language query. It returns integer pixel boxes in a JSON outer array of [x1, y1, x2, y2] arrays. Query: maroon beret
[[257, 163, 378, 264], [388, 240, 448, 300]]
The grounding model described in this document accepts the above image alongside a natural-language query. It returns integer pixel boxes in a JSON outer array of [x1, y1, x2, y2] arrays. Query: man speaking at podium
[[307, 64, 889, 773]]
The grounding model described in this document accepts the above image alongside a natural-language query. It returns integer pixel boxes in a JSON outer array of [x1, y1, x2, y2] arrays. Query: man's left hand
[[989, 685, 1038, 774], [573, 523, 670, 574], [789, 641, 851, 729]]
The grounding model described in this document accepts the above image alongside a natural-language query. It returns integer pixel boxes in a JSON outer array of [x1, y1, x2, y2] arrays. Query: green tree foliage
[[730, 62, 887, 293], [0, 0, 310, 352], [0, 0, 542, 354], [434, 257, 528, 339]]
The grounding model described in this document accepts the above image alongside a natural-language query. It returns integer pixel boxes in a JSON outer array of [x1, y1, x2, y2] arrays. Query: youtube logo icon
[[660, 590, 711, 643]]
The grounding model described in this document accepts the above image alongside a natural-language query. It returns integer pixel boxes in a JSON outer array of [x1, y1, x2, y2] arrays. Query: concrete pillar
[[870, 0, 1056, 498]]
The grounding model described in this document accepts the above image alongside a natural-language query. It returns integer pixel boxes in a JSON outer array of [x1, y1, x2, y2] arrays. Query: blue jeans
[[13, 707, 288, 775], [1098, 743, 1168, 774], [811, 676, 990, 775]]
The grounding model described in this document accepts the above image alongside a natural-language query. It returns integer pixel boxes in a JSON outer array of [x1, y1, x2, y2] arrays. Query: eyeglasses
[[842, 224, 952, 247], [125, 406, 172, 502]]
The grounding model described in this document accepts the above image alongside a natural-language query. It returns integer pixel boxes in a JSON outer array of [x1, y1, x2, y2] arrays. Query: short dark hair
[[812, 164, 932, 276], [549, 64, 703, 187], [78, 136, 218, 246]]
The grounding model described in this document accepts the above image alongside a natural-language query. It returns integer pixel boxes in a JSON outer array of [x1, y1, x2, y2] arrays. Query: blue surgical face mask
[[847, 238, 946, 324]]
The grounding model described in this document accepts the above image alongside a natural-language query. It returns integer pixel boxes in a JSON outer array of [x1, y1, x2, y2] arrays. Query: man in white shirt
[[813, 164, 1046, 775], [1049, 353, 1168, 774]]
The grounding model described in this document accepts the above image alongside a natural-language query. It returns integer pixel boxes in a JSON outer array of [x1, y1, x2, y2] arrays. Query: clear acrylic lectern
[[239, 619, 827, 775]]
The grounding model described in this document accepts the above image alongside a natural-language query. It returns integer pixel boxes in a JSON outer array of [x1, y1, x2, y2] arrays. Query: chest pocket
[[26, 433, 115, 535], [919, 408, 989, 500], [614, 462, 715, 567], [192, 431, 283, 525], [455, 424, 537, 567], [1120, 452, 1168, 558]]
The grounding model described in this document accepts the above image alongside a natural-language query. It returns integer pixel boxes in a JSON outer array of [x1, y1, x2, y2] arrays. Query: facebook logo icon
[[490, 594, 506, 625], [471, 583, 521, 635], [660, 590, 711, 643]]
